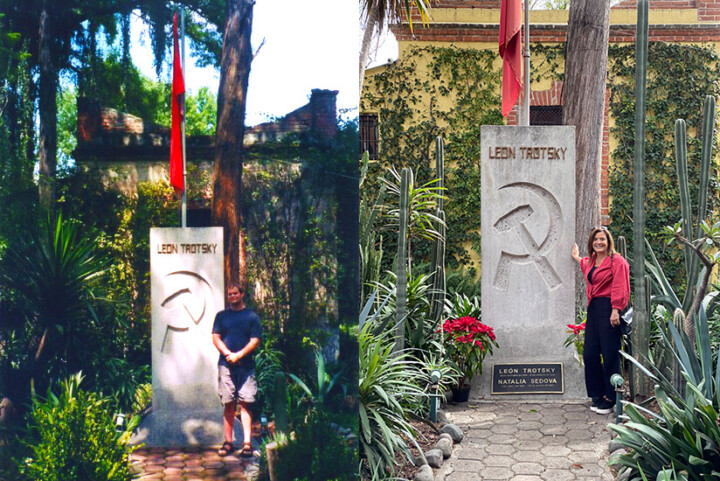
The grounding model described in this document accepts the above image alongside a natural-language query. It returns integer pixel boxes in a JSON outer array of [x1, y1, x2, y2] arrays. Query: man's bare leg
[[223, 401, 236, 443], [238, 401, 252, 446]]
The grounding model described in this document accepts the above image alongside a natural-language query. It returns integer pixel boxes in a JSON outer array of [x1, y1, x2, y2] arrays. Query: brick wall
[[243, 89, 338, 145], [399, 0, 720, 42], [418, 0, 716, 10], [699, 0, 720, 20], [396, 23, 720, 44], [76, 89, 339, 162]]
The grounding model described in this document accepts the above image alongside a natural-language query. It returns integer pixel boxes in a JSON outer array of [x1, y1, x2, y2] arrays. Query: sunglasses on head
[[592, 226, 608, 232]]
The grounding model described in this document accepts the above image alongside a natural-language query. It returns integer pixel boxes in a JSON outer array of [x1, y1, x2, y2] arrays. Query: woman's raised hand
[[571, 243, 581, 264]]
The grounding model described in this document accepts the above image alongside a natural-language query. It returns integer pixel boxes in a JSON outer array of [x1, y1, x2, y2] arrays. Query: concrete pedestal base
[[131, 409, 242, 447]]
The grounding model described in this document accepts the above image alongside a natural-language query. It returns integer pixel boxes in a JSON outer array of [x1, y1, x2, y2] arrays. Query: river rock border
[[413, 423, 464, 481]]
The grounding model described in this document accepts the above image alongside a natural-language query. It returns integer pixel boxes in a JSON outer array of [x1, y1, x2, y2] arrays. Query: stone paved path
[[130, 446, 260, 481], [436, 400, 616, 480]]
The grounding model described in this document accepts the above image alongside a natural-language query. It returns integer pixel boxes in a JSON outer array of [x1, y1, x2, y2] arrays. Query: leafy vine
[[607, 42, 720, 287], [361, 41, 720, 292], [362, 45, 504, 270]]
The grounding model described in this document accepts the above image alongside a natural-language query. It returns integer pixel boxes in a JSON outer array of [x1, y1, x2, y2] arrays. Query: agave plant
[[1, 215, 106, 395], [611, 304, 720, 479], [359, 291, 428, 479], [288, 350, 342, 407], [644, 228, 720, 388], [609, 376, 720, 480]]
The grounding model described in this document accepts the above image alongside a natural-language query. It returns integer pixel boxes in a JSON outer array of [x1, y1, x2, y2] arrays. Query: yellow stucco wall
[[362, 6, 720, 272], [423, 7, 700, 25]]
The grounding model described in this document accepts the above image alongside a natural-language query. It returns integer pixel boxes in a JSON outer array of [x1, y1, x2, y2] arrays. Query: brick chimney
[[309, 89, 339, 140]]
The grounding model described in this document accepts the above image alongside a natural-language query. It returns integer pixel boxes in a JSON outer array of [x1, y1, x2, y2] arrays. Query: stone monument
[[478, 125, 582, 399], [132, 227, 236, 446]]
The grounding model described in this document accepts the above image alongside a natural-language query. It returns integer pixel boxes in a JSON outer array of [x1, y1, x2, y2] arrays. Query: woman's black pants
[[583, 297, 621, 401]]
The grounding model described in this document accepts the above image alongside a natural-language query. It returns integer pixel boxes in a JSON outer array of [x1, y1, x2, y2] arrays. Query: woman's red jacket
[[580, 253, 630, 311]]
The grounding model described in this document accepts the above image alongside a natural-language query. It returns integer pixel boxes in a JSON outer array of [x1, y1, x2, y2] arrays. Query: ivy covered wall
[[361, 42, 720, 293], [361, 45, 504, 272], [607, 42, 720, 287]]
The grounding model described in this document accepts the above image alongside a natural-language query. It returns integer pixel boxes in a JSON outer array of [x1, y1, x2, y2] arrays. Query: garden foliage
[[608, 42, 720, 288], [18, 373, 138, 481], [362, 45, 503, 269], [359, 306, 427, 479]]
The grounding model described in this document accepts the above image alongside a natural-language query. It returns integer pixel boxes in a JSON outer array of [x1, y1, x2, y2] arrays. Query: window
[[359, 114, 379, 160], [530, 106, 563, 126], [187, 208, 212, 227]]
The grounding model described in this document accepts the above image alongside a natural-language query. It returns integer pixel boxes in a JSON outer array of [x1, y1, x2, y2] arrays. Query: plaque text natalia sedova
[[491, 362, 564, 394]]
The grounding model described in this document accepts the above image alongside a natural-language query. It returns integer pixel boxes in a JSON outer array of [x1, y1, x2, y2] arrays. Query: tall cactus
[[675, 95, 715, 343], [273, 371, 288, 435], [430, 137, 447, 326], [631, 0, 650, 399], [394, 167, 411, 353], [617, 236, 627, 260], [671, 308, 686, 396], [359, 151, 386, 306], [674, 95, 716, 346]]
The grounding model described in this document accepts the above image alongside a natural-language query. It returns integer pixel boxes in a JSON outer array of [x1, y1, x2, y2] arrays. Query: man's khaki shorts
[[218, 365, 257, 404]]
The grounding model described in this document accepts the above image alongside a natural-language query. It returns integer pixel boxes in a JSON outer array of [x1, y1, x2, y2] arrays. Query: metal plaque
[[491, 362, 564, 394]]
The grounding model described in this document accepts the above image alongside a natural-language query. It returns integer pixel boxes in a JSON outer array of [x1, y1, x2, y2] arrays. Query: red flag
[[170, 12, 185, 192], [499, 0, 522, 117]]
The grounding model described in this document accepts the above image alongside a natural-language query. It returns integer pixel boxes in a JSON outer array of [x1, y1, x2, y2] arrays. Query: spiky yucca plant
[[359, 292, 427, 480]]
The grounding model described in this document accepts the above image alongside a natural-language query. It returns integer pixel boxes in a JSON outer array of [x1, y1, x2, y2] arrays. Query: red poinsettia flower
[[566, 322, 586, 336], [438, 316, 499, 388]]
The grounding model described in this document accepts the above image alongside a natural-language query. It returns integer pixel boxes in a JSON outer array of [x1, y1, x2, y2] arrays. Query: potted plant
[[439, 316, 498, 402]]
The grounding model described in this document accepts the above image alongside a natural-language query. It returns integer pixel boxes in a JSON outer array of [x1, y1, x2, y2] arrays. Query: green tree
[[0, 0, 227, 215], [185, 86, 217, 135]]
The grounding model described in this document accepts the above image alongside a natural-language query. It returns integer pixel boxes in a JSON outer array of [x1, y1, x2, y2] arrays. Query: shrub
[[266, 410, 357, 481], [18, 373, 138, 481], [611, 311, 720, 479], [609, 380, 720, 480], [359, 313, 427, 479]]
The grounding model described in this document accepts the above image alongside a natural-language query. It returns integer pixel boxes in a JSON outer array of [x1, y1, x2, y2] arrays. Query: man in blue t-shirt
[[211, 283, 261, 457]]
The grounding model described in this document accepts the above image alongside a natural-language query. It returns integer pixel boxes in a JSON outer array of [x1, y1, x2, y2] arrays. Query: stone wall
[[74, 89, 339, 195], [243, 89, 339, 145]]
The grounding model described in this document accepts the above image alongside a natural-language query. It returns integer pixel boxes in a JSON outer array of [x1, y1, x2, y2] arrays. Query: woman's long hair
[[586, 226, 616, 258]]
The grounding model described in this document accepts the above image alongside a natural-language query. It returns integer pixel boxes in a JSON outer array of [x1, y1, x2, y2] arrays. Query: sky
[[130, 1, 359, 127]]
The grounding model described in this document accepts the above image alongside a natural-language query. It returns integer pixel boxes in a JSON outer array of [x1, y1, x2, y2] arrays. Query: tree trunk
[[38, 0, 57, 215], [563, 0, 611, 302], [212, 0, 254, 287], [359, 3, 380, 96]]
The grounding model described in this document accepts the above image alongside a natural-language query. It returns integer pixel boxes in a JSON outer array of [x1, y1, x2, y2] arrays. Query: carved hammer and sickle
[[160, 271, 214, 354], [493, 182, 563, 291]]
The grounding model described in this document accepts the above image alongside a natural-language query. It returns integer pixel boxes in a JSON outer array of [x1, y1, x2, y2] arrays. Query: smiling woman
[[571, 227, 630, 415]]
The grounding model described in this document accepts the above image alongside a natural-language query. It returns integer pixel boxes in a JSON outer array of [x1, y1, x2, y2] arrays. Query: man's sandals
[[218, 441, 235, 456], [239, 442, 255, 458], [218, 441, 258, 458]]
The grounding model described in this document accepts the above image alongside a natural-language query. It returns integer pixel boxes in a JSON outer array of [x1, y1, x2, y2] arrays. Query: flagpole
[[521, 0, 530, 126], [180, 9, 188, 228]]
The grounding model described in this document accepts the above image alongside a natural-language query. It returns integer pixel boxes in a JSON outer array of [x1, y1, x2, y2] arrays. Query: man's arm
[[212, 333, 232, 358], [226, 337, 260, 364]]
